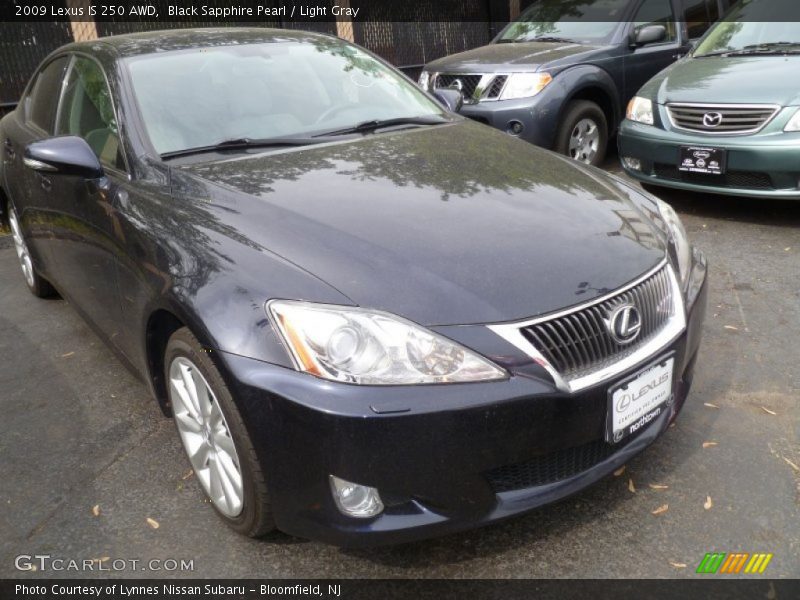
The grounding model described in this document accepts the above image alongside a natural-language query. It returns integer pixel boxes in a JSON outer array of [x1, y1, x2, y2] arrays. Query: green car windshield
[[695, 2, 800, 56], [498, 0, 628, 44]]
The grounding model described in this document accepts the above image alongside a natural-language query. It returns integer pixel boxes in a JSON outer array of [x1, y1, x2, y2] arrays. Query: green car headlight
[[785, 108, 800, 132]]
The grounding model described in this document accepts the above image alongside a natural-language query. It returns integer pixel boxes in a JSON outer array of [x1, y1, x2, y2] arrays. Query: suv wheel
[[165, 327, 275, 537], [556, 100, 608, 167], [8, 205, 56, 298]]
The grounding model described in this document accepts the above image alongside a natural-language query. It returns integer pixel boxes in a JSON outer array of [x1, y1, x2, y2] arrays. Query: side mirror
[[433, 88, 464, 113], [634, 25, 667, 47], [24, 136, 104, 179]]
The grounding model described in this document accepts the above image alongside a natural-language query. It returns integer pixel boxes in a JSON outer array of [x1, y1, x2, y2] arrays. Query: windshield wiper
[[697, 42, 800, 57], [317, 116, 448, 137], [515, 35, 578, 44], [727, 42, 800, 55], [160, 136, 328, 159]]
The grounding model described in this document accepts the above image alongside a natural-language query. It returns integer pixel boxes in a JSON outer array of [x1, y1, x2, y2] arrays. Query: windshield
[[126, 38, 444, 155], [695, 1, 800, 56], [498, 0, 628, 44]]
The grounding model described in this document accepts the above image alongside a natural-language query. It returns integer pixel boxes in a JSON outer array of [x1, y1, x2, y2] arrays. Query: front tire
[[8, 206, 56, 298], [555, 100, 608, 167], [165, 327, 275, 537]]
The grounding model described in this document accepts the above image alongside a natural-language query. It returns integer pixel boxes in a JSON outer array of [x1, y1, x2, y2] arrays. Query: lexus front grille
[[488, 261, 686, 393], [666, 103, 780, 135]]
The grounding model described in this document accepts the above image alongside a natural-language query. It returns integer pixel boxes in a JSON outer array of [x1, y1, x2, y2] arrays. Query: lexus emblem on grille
[[702, 112, 723, 128], [448, 78, 464, 93], [606, 304, 642, 345]]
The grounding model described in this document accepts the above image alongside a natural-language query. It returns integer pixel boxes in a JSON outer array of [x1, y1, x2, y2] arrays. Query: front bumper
[[220, 260, 708, 547], [457, 92, 561, 149], [618, 119, 800, 198]]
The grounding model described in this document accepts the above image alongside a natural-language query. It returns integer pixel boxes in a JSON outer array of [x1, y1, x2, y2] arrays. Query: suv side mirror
[[634, 25, 667, 47], [24, 136, 104, 179], [433, 88, 464, 113]]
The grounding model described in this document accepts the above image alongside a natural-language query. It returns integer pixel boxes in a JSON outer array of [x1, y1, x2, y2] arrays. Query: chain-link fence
[[1, 0, 512, 111]]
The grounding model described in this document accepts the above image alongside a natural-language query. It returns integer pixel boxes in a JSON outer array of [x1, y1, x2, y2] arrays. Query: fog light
[[622, 157, 642, 171], [329, 475, 384, 518], [507, 120, 524, 136], [622, 157, 642, 172]]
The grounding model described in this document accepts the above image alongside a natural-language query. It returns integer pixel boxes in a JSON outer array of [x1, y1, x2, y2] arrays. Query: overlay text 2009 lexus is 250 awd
[[0, 28, 707, 546]]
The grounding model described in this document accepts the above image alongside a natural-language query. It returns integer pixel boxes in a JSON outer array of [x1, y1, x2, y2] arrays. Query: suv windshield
[[498, 0, 628, 44], [695, 1, 800, 56], [126, 38, 445, 155]]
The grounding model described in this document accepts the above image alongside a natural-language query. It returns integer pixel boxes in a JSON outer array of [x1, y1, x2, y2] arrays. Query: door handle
[[3, 139, 15, 160], [36, 171, 52, 192]]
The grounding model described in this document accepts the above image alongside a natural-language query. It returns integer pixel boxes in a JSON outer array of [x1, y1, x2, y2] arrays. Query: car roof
[[63, 27, 334, 59]]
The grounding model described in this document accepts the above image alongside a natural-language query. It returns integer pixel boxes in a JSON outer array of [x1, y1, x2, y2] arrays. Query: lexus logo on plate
[[606, 304, 642, 345], [702, 112, 723, 128]]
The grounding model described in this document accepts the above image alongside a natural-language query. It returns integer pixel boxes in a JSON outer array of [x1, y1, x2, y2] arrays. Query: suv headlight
[[499, 73, 552, 100], [627, 96, 655, 125], [656, 199, 691, 288], [418, 71, 431, 91], [785, 108, 800, 132], [268, 300, 508, 385]]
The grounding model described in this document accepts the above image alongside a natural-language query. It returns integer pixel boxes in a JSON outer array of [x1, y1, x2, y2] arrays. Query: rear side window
[[683, 0, 720, 38], [26, 56, 69, 132], [56, 57, 125, 171], [633, 0, 678, 43]]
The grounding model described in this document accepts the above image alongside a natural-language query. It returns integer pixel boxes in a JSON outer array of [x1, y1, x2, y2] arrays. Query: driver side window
[[56, 57, 125, 171], [634, 0, 678, 43]]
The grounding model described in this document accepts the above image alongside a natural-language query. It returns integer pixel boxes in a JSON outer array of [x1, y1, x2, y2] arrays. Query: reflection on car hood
[[177, 121, 667, 326], [645, 56, 800, 106], [424, 41, 604, 73]]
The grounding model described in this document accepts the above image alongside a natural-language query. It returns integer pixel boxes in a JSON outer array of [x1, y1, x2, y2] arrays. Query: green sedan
[[618, 0, 800, 199]]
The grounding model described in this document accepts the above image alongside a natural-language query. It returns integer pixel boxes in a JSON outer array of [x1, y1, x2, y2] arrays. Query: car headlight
[[418, 71, 430, 91], [785, 108, 800, 132], [626, 96, 654, 125], [499, 73, 552, 101], [268, 300, 508, 385], [656, 199, 691, 288]]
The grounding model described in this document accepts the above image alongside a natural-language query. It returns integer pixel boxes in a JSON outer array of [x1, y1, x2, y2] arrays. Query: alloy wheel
[[568, 118, 600, 164], [169, 356, 244, 517], [8, 208, 35, 288]]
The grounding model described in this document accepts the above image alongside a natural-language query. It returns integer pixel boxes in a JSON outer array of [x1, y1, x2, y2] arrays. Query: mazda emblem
[[606, 304, 642, 345], [702, 112, 723, 128]]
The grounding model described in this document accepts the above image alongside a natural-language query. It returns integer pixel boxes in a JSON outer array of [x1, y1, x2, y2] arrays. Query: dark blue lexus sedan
[[0, 29, 707, 546]]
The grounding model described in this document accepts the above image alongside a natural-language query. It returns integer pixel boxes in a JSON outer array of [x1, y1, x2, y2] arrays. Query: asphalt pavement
[[1, 162, 798, 578]]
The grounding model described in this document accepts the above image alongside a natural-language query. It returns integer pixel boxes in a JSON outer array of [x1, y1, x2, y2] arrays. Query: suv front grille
[[666, 103, 779, 135], [520, 265, 675, 382], [432, 73, 507, 103]]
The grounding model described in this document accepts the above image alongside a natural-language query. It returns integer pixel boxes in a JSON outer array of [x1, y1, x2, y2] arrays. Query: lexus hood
[[177, 121, 667, 326], [643, 55, 800, 107]]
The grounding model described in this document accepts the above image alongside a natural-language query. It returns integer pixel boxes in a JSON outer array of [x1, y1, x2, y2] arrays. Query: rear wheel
[[165, 327, 275, 537], [555, 100, 608, 167], [8, 206, 56, 298]]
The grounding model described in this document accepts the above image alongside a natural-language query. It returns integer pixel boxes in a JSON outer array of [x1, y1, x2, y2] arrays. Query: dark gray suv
[[419, 0, 731, 166]]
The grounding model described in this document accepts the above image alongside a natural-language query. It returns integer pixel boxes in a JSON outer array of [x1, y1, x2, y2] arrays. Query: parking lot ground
[[1, 169, 799, 578]]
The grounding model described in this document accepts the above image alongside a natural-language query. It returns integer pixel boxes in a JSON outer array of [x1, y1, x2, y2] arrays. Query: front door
[[46, 55, 129, 343], [624, 0, 687, 101]]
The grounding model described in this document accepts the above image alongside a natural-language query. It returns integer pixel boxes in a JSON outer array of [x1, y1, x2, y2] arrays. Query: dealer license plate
[[606, 357, 674, 444], [679, 146, 727, 175]]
